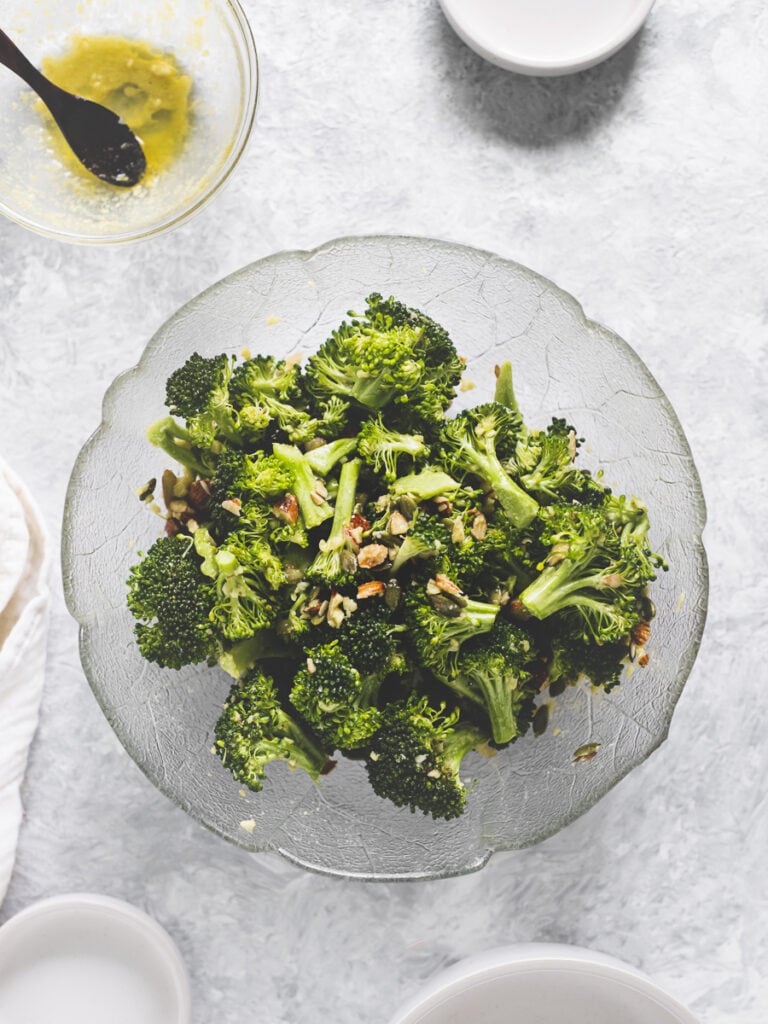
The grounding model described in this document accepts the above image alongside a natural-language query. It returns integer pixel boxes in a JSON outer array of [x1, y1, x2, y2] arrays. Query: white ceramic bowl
[[388, 944, 699, 1024], [0, 894, 191, 1024], [439, 0, 656, 76]]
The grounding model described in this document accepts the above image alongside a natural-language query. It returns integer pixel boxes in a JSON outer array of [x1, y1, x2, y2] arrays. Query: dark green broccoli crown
[[207, 450, 291, 542], [546, 618, 628, 693], [215, 670, 333, 791], [165, 352, 232, 420], [403, 585, 499, 674], [127, 535, 216, 670], [389, 510, 450, 574], [305, 293, 463, 428], [480, 617, 537, 667], [335, 601, 404, 678], [442, 618, 539, 744], [365, 293, 463, 392], [226, 450, 291, 499], [365, 695, 484, 820], [290, 643, 382, 750]]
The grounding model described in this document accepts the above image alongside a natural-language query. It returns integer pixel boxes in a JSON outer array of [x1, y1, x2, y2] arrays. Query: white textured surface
[[0, 1, 765, 1021]]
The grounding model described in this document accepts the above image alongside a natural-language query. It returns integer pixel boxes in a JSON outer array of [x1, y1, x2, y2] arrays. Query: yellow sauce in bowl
[[41, 35, 192, 184]]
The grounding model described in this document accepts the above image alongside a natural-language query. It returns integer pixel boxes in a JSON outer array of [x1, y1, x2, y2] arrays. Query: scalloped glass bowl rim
[[62, 235, 709, 880]]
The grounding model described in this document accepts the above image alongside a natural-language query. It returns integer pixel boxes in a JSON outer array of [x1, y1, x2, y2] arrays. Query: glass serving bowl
[[62, 236, 708, 880], [0, 0, 257, 243]]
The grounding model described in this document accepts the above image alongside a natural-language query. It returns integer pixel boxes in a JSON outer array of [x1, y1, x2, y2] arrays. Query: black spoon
[[0, 28, 146, 187]]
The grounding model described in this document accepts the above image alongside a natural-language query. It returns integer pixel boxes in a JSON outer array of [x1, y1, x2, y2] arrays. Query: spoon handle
[[0, 28, 67, 115]]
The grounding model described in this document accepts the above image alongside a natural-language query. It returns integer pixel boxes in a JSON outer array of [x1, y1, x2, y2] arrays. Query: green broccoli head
[[365, 695, 487, 820], [290, 642, 382, 750], [163, 352, 240, 447], [518, 499, 665, 644], [545, 617, 629, 694], [389, 509, 450, 574], [207, 449, 293, 540], [357, 414, 430, 481], [126, 534, 217, 669], [449, 619, 539, 744], [194, 527, 277, 641], [403, 582, 499, 675], [440, 404, 539, 528], [304, 293, 463, 431], [334, 600, 408, 680], [229, 355, 317, 442], [215, 669, 334, 791]]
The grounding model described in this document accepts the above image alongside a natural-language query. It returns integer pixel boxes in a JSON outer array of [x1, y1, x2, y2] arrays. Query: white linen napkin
[[0, 460, 50, 903]]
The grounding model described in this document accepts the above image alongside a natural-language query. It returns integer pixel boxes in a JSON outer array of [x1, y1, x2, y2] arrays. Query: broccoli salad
[[127, 293, 666, 821]]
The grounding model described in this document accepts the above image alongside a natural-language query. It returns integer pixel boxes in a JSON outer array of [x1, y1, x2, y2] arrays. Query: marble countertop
[[1, 1, 766, 1020]]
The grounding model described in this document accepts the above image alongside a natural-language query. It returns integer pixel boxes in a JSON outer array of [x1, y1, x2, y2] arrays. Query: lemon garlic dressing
[[41, 35, 192, 183]]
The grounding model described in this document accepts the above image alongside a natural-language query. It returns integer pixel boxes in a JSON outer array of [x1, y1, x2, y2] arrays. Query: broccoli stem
[[308, 457, 362, 579], [493, 360, 520, 414], [304, 437, 358, 477], [441, 722, 487, 774], [391, 469, 461, 500], [146, 416, 210, 476], [480, 456, 539, 529], [518, 559, 608, 619], [458, 597, 501, 629], [218, 634, 292, 678], [328, 457, 362, 540], [272, 443, 334, 530], [276, 709, 335, 777]]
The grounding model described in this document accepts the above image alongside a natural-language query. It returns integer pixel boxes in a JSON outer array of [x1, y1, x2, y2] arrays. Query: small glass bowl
[[0, 0, 257, 244], [63, 236, 708, 880]]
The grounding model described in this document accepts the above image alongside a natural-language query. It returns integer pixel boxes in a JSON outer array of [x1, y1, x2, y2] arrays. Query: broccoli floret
[[357, 415, 429, 481], [304, 293, 463, 430], [545, 620, 628, 694], [403, 582, 499, 675], [389, 510, 450, 574], [272, 443, 334, 530], [304, 437, 358, 477], [517, 499, 665, 644], [365, 695, 487, 820], [441, 620, 539, 744], [334, 600, 408, 679], [365, 294, 464, 428], [513, 419, 582, 500], [314, 395, 351, 437], [207, 449, 293, 540], [440, 404, 539, 528], [229, 355, 316, 442], [146, 416, 214, 477], [126, 534, 217, 669], [164, 352, 240, 447], [215, 669, 334, 791], [290, 642, 382, 750], [194, 527, 277, 641], [305, 457, 361, 588]]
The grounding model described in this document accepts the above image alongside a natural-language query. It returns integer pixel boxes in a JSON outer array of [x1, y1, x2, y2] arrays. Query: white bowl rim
[[388, 943, 699, 1024], [0, 892, 191, 1023], [438, 0, 657, 76]]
